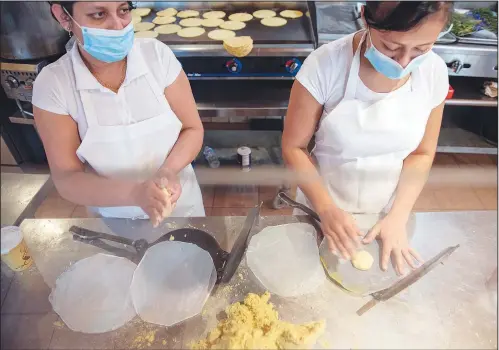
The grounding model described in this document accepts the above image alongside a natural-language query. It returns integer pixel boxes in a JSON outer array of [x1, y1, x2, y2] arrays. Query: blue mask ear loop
[[63, 8, 85, 48]]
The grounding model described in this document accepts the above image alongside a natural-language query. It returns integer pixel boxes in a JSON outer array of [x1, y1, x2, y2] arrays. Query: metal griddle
[[140, 6, 313, 45]]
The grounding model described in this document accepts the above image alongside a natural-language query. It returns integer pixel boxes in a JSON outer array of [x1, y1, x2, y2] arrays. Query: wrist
[[386, 206, 410, 224]]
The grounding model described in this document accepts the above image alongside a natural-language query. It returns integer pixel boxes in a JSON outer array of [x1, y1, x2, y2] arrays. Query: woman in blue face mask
[[32, 2, 205, 225], [282, 2, 453, 275]]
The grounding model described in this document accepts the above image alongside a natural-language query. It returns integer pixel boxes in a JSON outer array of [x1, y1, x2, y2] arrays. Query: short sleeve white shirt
[[32, 38, 182, 141], [296, 33, 449, 118]]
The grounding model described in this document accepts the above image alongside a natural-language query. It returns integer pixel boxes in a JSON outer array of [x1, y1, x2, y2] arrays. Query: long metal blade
[[220, 203, 261, 283], [372, 244, 460, 301]]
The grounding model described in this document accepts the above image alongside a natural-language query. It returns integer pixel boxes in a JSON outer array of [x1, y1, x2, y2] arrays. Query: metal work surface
[[0, 172, 51, 226], [1, 211, 495, 349]]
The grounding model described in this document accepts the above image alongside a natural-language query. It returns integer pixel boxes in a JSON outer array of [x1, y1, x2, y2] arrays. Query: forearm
[[282, 146, 336, 212], [389, 153, 434, 220], [161, 127, 203, 174], [54, 170, 137, 207]]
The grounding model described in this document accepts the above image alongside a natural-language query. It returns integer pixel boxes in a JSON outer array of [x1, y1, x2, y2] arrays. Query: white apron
[[295, 32, 432, 215], [76, 67, 205, 218]]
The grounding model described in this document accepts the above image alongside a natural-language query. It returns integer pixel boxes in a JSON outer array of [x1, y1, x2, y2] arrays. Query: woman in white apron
[[282, 2, 452, 275], [32, 2, 205, 226]]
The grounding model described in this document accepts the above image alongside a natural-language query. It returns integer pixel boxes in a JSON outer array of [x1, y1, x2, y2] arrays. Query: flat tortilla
[[154, 24, 181, 34], [253, 9, 276, 19], [202, 11, 226, 19], [135, 30, 159, 38], [152, 16, 176, 25], [179, 18, 204, 27], [156, 8, 177, 17], [177, 27, 205, 38], [280, 10, 303, 19], [208, 29, 236, 41], [177, 10, 200, 18], [228, 13, 253, 22], [134, 22, 155, 32], [202, 18, 225, 27], [131, 8, 151, 17], [261, 17, 287, 27], [131, 16, 142, 25], [220, 21, 246, 30]]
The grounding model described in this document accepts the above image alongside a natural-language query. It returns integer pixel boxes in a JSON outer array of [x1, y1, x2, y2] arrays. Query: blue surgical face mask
[[364, 29, 432, 80], [65, 10, 134, 63]]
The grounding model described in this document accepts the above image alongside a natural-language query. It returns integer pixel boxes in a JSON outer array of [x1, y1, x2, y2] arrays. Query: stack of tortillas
[[223, 36, 253, 57]]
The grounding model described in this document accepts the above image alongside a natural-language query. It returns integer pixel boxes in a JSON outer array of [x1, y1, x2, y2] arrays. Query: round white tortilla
[[203, 11, 226, 19], [131, 8, 151, 17], [155, 24, 182, 35], [253, 9, 276, 19], [229, 13, 253, 22], [202, 18, 225, 27], [135, 30, 159, 38], [49, 254, 137, 334], [179, 18, 204, 27], [208, 29, 236, 41], [134, 22, 155, 32], [246, 223, 326, 297], [280, 10, 303, 19], [220, 21, 246, 30], [261, 17, 287, 27], [177, 27, 205, 38], [177, 10, 200, 18], [131, 241, 216, 326], [152, 16, 176, 25], [156, 8, 178, 17]]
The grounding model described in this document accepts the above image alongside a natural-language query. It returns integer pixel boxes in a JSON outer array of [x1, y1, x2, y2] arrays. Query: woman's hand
[[318, 205, 362, 259], [130, 178, 171, 227], [362, 214, 423, 275], [156, 168, 182, 204]]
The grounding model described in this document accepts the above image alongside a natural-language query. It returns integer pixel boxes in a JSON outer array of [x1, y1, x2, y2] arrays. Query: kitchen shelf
[[437, 127, 497, 154], [447, 76, 498, 107]]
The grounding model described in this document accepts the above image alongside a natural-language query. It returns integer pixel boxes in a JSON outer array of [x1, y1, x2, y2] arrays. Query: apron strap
[[344, 31, 367, 100]]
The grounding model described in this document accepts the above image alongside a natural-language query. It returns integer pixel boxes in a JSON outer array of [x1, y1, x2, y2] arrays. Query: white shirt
[[296, 33, 449, 118], [32, 38, 182, 141]]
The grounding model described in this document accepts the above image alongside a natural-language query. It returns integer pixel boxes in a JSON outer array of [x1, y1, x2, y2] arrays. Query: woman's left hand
[[156, 168, 182, 204], [362, 213, 423, 275]]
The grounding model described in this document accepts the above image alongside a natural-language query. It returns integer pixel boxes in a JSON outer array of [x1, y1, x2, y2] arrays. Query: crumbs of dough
[[191, 292, 325, 349]]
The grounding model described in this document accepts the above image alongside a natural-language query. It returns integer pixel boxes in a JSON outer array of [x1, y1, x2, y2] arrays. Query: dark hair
[[364, 1, 453, 32], [47, 1, 135, 19]]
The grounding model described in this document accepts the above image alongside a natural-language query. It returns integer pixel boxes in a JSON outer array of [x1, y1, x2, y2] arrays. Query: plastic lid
[[1, 226, 23, 255]]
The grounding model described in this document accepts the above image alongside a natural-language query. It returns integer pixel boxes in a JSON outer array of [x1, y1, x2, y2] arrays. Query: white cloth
[[295, 32, 449, 214], [33, 38, 204, 218]]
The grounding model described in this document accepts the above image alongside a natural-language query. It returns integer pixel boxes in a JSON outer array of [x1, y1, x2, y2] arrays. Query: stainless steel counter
[[1, 212, 496, 349], [0, 172, 51, 226]]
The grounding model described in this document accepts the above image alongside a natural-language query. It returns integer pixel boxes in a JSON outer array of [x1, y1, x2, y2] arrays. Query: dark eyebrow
[[384, 38, 434, 47]]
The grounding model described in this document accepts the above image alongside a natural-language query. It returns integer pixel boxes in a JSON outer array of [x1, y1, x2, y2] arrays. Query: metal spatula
[[69, 204, 260, 284]]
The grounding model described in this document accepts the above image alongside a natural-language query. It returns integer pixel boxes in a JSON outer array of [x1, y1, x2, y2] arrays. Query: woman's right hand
[[130, 179, 171, 227], [318, 204, 362, 260]]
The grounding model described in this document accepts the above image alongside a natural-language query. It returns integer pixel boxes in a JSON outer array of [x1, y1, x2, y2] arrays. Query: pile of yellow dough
[[192, 292, 325, 349]]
